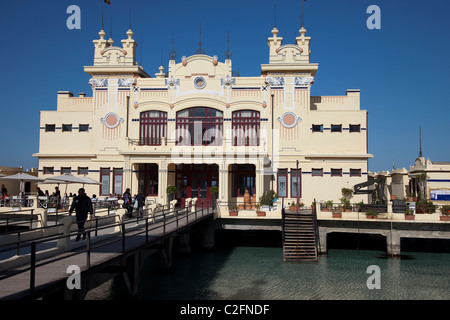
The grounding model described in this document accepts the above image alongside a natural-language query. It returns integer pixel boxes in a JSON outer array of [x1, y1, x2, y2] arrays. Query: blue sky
[[0, 0, 449, 173]]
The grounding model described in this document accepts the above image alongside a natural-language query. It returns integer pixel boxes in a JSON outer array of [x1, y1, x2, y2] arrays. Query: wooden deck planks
[[0, 209, 212, 299]]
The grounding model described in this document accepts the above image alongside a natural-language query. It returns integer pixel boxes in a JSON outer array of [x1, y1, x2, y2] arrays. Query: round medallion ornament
[[194, 76, 206, 89], [281, 112, 301, 128], [101, 112, 123, 129]]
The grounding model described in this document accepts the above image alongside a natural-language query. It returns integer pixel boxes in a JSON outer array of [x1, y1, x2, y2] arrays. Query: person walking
[[135, 190, 146, 218], [69, 188, 94, 241], [122, 188, 132, 217]]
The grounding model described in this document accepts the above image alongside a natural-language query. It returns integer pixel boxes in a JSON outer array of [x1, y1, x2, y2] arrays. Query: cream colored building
[[34, 25, 372, 210], [370, 156, 450, 206]]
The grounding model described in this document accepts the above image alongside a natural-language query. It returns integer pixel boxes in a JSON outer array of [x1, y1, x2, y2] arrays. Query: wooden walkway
[[0, 206, 214, 300]]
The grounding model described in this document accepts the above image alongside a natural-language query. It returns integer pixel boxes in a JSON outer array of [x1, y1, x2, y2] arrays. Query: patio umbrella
[[42, 173, 88, 196], [78, 176, 101, 187], [0, 173, 45, 194]]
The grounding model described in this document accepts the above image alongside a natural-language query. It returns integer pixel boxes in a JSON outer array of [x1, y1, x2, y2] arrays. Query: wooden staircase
[[282, 208, 319, 262]]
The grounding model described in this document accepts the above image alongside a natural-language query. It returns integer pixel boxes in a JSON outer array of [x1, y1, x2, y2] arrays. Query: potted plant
[[416, 199, 436, 214], [259, 190, 277, 211], [322, 200, 334, 212], [255, 203, 265, 216], [340, 197, 352, 212], [166, 185, 177, 202], [341, 187, 353, 200], [12, 204, 21, 212], [289, 201, 297, 211], [406, 192, 416, 202], [440, 205, 450, 221], [332, 206, 342, 218], [355, 201, 364, 212], [404, 207, 415, 220], [366, 209, 378, 219], [228, 205, 238, 216]]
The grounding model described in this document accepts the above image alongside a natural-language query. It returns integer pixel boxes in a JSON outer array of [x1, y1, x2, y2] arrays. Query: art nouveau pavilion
[[34, 23, 371, 210]]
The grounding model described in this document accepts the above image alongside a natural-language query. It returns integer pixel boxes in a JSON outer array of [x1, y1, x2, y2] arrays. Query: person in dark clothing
[[135, 190, 146, 218], [122, 188, 132, 217], [69, 188, 93, 241]]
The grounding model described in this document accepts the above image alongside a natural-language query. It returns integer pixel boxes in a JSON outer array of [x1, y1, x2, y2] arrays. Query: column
[[159, 159, 168, 204], [219, 160, 229, 204]]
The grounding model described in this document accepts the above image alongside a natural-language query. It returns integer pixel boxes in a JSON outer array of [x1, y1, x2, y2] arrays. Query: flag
[[104, 0, 111, 4]]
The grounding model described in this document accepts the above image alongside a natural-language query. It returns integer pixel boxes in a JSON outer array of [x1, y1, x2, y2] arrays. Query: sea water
[[86, 232, 450, 300]]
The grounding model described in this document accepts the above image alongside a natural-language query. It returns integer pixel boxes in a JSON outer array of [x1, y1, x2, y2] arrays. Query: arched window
[[176, 107, 223, 146], [232, 110, 260, 146], [140, 111, 167, 146]]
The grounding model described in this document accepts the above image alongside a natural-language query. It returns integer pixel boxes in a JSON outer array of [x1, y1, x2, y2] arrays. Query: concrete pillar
[[318, 228, 328, 254], [178, 233, 191, 254], [57, 216, 76, 250], [201, 224, 215, 250], [219, 161, 229, 206], [159, 236, 174, 269], [386, 229, 401, 256]]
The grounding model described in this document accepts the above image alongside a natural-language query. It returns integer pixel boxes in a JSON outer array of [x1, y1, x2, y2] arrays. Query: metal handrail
[[0, 200, 214, 297], [313, 199, 320, 257]]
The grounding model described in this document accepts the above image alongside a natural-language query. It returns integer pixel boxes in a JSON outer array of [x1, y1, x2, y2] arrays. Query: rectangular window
[[331, 124, 342, 132], [312, 124, 323, 132], [113, 168, 123, 196], [62, 124, 72, 132], [312, 168, 323, 177], [43, 167, 54, 175], [100, 168, 110, 196], [79, 124, 89, 132], [140, 111, 167, 146], [61, 167, 71, 174], [331, 168, 342, 177], [350, 168, 362, 177], [277, 169, 288, 198], [45, 124, 55, 132], [349, 124, 361, 133], [78, 167, 89, 175], [291, 169, 301, 198]]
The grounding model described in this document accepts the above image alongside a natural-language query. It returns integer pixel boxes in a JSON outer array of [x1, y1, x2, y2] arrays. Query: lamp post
[[296, 160, 299, 214]]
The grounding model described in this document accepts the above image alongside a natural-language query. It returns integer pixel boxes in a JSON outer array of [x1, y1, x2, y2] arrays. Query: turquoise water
[[85, 232, 450, 300], [134, 246, 449, 300]]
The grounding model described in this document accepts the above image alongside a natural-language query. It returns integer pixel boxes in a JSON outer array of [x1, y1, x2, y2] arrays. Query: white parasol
[[0, 173, 45, 194]]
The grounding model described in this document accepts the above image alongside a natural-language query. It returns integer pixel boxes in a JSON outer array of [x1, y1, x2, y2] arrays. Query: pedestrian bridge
[[0, 201, 215, 300]]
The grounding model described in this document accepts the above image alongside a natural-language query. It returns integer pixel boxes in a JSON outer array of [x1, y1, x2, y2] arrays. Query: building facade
[[34, 25, 372, 211]]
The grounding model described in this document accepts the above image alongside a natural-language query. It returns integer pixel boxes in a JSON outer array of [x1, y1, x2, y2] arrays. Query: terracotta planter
[[366, 215, 377, 219], [332, 212, 342, 218], [344, 208, 351, 212], [405, 214, 415, 220], [229, 211, 238, 216], [390, 195, 397, 200], [289, 206, 297, 211], [256, 211, 266, 217], [321, 208, 329, 212], [440, 215, 450, 221]]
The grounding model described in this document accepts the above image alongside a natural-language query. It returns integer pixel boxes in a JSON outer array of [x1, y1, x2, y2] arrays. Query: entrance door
[[176, 164, 218, 207]]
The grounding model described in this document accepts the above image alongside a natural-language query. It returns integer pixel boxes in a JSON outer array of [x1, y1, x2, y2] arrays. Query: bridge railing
[[0, 199, 214, 299]]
